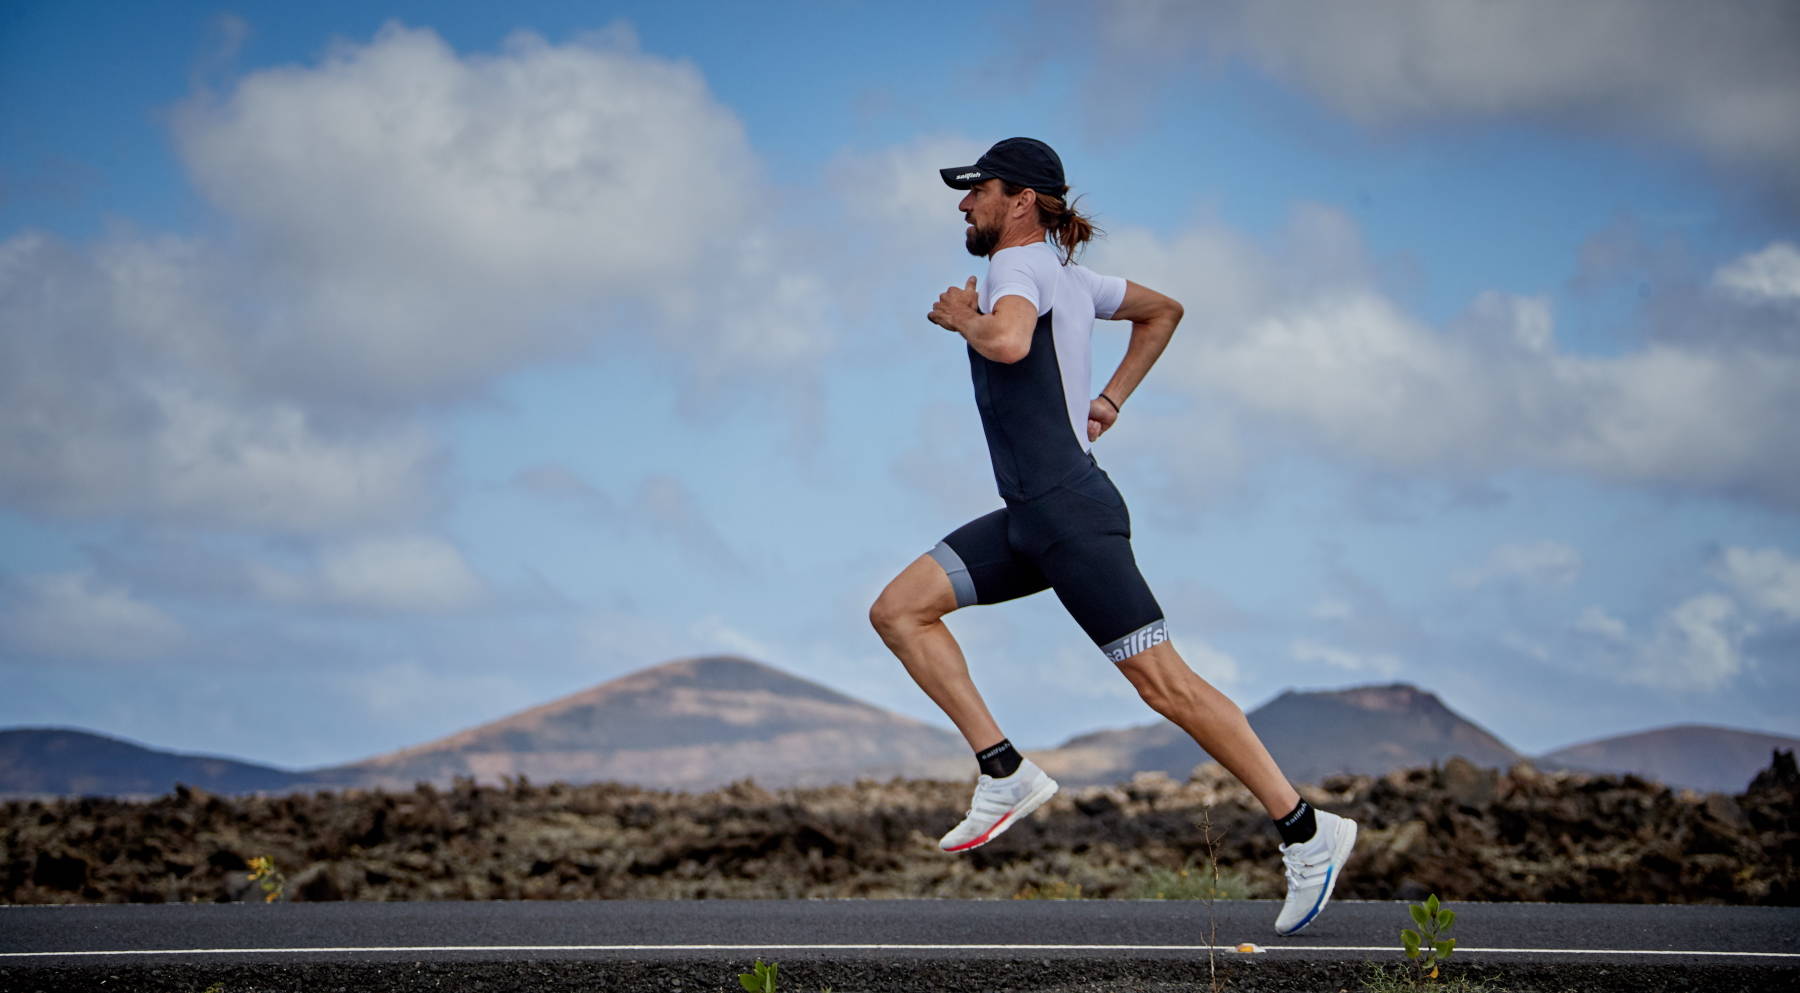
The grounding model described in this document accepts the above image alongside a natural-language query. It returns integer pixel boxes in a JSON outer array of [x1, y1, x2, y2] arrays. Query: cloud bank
[[2, 23, 826, 538], [1092, 0, 1800, 210], [1088, 214, 1800, 512]]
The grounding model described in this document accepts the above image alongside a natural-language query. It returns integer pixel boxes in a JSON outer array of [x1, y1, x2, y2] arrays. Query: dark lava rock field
[[4, 752, 1795, 906]]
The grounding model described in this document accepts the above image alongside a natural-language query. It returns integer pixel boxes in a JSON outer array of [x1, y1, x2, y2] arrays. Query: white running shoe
[[938, 758, 1059, 853], [1274, 809, 1358, 935]]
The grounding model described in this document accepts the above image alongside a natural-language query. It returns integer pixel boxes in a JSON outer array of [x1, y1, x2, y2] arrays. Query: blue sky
[[4, 0, 1798, 770]]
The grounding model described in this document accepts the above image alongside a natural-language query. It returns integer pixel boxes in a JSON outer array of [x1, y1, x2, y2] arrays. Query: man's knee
[[1117, 644, 1207, 715], [870, 556, 956, 640], [868, 588, 907, 638], [869, 585, 933, 641]]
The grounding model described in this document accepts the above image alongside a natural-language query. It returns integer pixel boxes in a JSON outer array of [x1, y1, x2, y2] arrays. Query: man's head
[[940, 137, 1066, 198], [956, 179, 1039, 258], [941, 138, 1098, 262]]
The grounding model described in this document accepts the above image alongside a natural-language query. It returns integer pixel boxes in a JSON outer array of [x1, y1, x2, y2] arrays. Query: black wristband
[[1098, 393, 1120, 413]]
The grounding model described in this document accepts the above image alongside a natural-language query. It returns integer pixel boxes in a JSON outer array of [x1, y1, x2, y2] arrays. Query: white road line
[[3, 944, 1797, 960]]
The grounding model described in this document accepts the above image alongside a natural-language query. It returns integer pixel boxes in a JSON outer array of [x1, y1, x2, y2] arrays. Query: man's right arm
[[1099, 281, 1184, 407]]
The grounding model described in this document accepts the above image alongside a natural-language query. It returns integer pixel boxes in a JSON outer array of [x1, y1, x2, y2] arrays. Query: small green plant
[[734, 959, 832, 992], [1011, 879, 1083, 899], [739, 959, 778, 992], [1401, 893, 1457, 982], [245, 855, 286, 903], [198, 984, 225, 993], [1130, 860, 1252, 900], [1360, 963, 1500, 993], [1360, 964, 1504, 993]]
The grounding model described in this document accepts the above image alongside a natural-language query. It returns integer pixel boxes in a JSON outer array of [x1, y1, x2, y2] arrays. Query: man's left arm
[[1088, 280, 1184, 441]]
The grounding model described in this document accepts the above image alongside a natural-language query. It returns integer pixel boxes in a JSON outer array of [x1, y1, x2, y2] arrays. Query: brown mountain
[[311, 655, 970, 791], [14, 664, 1792, 797], [1538, 725, 1800, 794], [1035, 683, 1521, 786]]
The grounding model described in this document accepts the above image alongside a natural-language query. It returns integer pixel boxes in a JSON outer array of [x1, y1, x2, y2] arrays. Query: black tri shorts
[[929, 458, 1168, 662]]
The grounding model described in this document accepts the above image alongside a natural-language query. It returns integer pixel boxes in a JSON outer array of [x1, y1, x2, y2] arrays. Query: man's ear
[[1011, 187, 1038, 219]]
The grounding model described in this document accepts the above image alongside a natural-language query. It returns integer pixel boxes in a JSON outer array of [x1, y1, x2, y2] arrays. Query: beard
[[964, 217, 1000, 257]]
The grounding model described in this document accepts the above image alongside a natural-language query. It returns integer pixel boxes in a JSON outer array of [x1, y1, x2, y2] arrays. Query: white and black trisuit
[[928, 240, 1168, 662]]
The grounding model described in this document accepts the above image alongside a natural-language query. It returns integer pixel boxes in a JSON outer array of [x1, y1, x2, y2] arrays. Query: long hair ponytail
[[1005, 182, 1100, 264]]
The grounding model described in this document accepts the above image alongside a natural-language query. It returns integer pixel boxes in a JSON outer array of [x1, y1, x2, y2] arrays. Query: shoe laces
[[964, 773, 1024, 820], [1281, 841, 1330, 888]]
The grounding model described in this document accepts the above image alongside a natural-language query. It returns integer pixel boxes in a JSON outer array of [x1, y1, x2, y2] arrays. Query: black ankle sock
[[1275, 799, 1317, 846], [976, 739, 1023, 778]]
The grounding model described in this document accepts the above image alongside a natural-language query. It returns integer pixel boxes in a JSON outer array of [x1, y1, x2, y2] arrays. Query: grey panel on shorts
[[1102, 618, 1169, 663], [929, 541, 979, 609]]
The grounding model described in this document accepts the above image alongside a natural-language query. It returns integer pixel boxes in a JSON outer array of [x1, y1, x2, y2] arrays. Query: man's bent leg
[[1114, 639, 1355, 934], [1113, 640, 1301, 819], [869, 553, 1005, 752], [871, 552, 1059, 854]]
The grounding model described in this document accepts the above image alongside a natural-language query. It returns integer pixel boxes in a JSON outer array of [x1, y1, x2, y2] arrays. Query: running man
[[868, 138, 1357, 936]]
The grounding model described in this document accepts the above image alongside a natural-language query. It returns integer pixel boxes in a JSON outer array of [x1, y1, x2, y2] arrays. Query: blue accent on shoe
[[1282, 866, 1333, 935]]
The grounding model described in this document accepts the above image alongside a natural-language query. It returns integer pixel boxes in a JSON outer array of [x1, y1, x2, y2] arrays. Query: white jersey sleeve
[[1068, 263, 1128, 319], [982, 246, 1057, 316]]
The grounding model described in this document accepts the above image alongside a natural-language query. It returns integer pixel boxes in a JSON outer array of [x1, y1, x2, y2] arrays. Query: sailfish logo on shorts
[[1103, 619, 1169, 662]]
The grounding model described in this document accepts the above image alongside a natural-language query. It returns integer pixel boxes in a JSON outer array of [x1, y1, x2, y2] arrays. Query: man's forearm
[[1100, 318, 1178, 406], [950, 297, 1037, 364], [956, 312, 1017, 362]]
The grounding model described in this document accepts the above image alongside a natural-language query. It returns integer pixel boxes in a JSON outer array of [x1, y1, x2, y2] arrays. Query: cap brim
[[940, 165, 988, 189]]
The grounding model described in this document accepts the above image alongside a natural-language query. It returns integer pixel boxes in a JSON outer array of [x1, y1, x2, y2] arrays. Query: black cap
[[940, 137, 1065, 196]]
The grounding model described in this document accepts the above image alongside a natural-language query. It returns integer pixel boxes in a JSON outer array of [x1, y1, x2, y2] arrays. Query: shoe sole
[[940, 777, 1060, 853], [1274, 818, 1358, 936]]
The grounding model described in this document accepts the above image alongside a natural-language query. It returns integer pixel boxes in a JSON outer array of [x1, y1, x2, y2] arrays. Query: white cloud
[[2, 573, 185, 663], [690, 615, 779, 662], [318, 535, 484, 613], [1455, 541, 1583, 590], [252, 534, 485, 613], [1574, 605, 1630, 644], [2, 24, 833, 537], [829, 134, 986, 254], [1502, 633, 1551, 662], [1634, 593, 1748, 692], [172, 22, 827, 398], [1094, 0, 1800, 208], [1291, 638, 1402, 678], [1713, 242, 1800, 307], [1087, 210, 1800, 511], [0, 232, 440, 533], [1717, 546, 1800, 620], [146, 387, 440, 533]]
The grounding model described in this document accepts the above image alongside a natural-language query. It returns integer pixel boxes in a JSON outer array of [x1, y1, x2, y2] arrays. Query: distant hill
[[309, 655, 970, 790], [1255, 684, 1522, 782], [10, 664, 1797, 797], [1036, 683, 1521, 786], [1539, 725, 1800, 793], [0, 728, 302, 797]]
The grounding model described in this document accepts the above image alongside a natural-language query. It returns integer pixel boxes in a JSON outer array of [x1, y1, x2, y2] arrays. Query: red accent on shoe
[[943, 809, 1017, 852]]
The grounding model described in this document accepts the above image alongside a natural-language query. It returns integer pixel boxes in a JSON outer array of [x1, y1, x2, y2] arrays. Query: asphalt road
[[3, 899, 1796, 991]]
